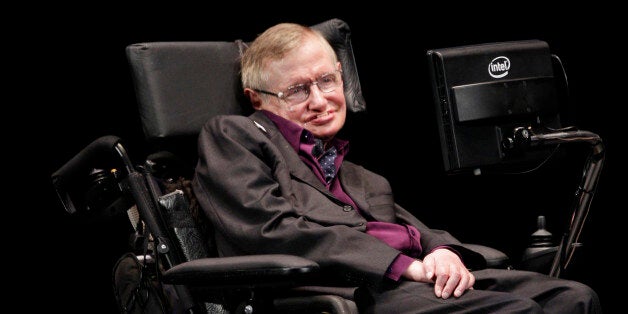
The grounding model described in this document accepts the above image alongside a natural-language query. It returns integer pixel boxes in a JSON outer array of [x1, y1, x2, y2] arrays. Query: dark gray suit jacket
[[192, 110, 484, 291]]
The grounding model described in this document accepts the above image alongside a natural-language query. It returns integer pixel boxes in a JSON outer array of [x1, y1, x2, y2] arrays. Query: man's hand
[[402, 248, 475, 299]]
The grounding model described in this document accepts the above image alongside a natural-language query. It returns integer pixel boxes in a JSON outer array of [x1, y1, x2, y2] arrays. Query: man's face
[[259, 37, 346, 140]]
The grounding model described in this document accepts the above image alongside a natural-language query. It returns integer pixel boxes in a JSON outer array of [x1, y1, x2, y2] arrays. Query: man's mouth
[[315, 111, 329, 119], [305, 111, 332, 125]]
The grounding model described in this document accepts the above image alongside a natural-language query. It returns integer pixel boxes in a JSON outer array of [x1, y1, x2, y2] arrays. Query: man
[[192, 22, 601, 313]]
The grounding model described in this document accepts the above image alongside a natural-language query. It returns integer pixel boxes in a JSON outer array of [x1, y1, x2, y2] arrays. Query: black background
[[21, 5, 622, 312]]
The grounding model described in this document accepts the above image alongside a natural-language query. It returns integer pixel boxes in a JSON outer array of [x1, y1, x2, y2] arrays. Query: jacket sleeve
[[393, 203, 487, 269]]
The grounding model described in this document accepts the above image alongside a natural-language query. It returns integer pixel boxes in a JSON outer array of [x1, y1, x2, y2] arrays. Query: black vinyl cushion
[[126, 41, 245, 141], [126, 18, 366, 142], [162, 254, 319, 287], [311, 18, 366, 113]]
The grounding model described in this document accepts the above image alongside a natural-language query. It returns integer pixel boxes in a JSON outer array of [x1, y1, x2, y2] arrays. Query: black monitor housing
[[427, 40, 562, 174]]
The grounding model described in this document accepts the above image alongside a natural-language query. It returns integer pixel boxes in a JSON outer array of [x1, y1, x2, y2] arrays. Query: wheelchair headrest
[[126, 18, 366, 143]]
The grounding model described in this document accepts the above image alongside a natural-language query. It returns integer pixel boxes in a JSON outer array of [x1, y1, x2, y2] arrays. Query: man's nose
[[307, 84, 327, 109]]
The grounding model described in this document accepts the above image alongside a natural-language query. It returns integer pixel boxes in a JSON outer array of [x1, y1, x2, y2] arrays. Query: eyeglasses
[[254, 70, 342, 107]]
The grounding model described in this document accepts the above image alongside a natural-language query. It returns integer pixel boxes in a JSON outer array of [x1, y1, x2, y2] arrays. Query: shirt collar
[[262, 110, 349, 154]]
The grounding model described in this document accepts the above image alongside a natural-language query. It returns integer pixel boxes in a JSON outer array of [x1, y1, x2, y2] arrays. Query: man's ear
[[244, 88, 263, 110]]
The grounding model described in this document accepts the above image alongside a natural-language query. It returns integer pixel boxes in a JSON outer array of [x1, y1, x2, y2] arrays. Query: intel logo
[[488, 56, 510, 78]]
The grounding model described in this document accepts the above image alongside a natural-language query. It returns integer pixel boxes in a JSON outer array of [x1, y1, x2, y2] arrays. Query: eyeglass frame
[[253, 70, 343, 106]]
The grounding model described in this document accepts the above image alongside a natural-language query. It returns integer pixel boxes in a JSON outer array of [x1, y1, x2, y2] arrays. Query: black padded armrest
[[460, 243, 511, 269], [51, 135, 124, 214], [163, 254, 319, 288]]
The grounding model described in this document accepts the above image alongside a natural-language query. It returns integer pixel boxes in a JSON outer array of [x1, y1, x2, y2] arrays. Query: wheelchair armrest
[[162, 254, 319, 288], [460, 243, 511, 269]]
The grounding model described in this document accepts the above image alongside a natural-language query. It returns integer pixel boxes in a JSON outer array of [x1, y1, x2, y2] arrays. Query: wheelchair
[[51, 18, 517, 314]]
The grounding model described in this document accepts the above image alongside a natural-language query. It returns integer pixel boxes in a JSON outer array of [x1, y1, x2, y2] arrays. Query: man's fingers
[[440, 265, 461, 299], [433, 271, 449, 298], [453, 272, 468, 297]]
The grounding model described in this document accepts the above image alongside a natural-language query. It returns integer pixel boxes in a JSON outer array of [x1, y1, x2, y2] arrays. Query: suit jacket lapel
[[248, 111, 334, 198]]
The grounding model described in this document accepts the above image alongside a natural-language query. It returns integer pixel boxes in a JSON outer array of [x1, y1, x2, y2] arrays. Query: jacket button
[[343, 205, 353, 212]]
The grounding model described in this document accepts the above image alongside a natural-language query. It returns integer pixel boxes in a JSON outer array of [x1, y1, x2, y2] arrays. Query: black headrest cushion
[[126, 18, 365, 142]]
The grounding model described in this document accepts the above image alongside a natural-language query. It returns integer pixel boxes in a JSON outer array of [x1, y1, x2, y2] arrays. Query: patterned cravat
[[312, 138, 338, 184]]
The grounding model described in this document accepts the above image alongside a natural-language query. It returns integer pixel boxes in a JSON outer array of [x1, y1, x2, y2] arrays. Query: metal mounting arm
[[505, 126, 605, 278]]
